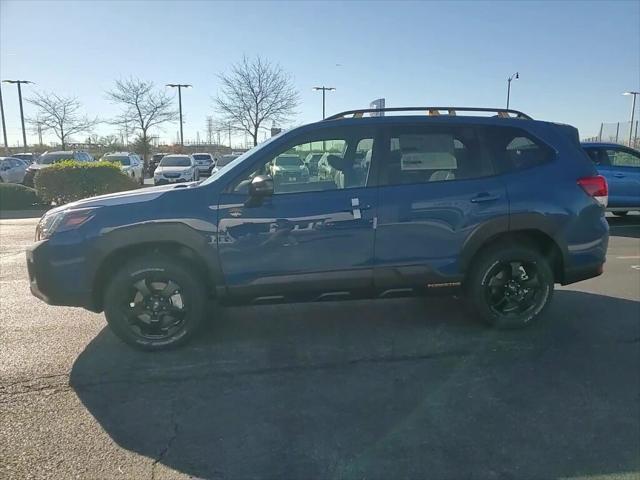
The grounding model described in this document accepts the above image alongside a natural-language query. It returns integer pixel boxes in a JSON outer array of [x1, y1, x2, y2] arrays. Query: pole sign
[[369, 98, 386, 116]]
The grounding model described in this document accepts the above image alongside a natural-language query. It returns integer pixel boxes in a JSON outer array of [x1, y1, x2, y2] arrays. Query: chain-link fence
[[582, 120, 639, 149]]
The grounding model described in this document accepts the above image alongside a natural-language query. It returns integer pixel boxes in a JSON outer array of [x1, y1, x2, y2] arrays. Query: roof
[[581, 142, 629, 148]]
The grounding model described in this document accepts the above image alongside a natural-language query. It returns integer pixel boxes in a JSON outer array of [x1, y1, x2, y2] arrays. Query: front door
[[217, 127, 379, 301]]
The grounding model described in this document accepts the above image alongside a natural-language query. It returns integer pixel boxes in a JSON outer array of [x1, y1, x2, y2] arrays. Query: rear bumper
[[26, 240, 97, 311], [196, 165, 213, 175], [561, 262, 604, 285]]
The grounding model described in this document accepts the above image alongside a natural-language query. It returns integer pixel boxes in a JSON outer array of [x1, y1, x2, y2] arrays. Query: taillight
[[578, 175, 608, 207]]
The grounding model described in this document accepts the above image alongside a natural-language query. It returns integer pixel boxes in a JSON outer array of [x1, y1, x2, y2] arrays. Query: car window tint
[[232, 136, 373, 194], [382, 126, 493, 185], [484, 127, 554, 173], [585, 148, 610, 166], [606, 149, 640, 168]]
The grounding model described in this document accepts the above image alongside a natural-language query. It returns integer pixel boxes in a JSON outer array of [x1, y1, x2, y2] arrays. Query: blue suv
[[26, 107, 610, 350], [581, 142, 640, 215]]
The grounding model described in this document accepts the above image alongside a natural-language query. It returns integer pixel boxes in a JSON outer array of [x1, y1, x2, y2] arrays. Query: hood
[[29, 163, 52, 170], [155, 165, 191, 174], [47, 183, 187, 215]]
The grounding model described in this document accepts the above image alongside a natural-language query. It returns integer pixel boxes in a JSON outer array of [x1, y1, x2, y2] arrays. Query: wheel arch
[[89, 222, 223, 312], [461, 228, 565, 283]]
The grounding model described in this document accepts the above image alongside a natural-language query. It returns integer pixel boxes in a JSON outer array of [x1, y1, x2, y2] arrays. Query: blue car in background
[[582, 142, 640, 216]]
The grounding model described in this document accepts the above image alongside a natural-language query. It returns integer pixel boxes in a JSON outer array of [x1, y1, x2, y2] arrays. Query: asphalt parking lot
[[1, 215, 639, 480]]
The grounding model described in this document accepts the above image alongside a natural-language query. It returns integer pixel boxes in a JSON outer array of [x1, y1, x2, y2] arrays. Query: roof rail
[[325, 106, 532, 121]]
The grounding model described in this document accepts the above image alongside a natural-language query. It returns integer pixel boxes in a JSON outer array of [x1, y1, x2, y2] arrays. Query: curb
[[0, 209, 48, 219]]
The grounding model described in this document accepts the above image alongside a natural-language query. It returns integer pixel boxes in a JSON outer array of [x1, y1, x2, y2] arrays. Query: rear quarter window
[[484, 127, 554, 173]]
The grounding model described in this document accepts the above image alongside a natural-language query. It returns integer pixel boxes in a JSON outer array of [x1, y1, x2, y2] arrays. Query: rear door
[[373, 122, 509, 292], [216, 126, 381, 301]]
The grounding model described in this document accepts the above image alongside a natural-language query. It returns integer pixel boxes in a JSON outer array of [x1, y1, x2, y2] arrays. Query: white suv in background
[[153, 154, 198, 185], [193, 152, 215, 176], [101, 152, 144, 185]]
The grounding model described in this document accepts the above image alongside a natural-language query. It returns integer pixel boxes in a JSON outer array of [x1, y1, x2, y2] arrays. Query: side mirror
[[249, 175, 274, 197]]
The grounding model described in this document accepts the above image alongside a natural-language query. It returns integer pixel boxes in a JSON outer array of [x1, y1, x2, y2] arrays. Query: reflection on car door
[[216, 128, 379, 302], [373, 124, 509, 293]]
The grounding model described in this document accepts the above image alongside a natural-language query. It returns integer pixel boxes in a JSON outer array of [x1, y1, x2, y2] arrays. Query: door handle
[[613, 173, 625, 178], [470, 193, 501, 203]]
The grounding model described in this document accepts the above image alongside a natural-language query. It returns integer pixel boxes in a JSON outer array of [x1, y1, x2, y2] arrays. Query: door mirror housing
[[249, 175, 274, 197]]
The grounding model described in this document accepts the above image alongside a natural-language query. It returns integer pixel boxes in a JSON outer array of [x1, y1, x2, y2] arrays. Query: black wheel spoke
[[161, 280, 179, 297], [134, 279, 151, 297]]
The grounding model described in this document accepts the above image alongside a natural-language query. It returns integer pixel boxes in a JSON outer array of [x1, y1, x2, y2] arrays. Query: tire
[[103, 255, 207, 350], [466, 243, 554, 329], [613, 211, 628, 217]]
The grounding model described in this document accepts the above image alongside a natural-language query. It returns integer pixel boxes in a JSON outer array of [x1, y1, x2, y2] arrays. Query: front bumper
[[26, 240, 96, 310], [154, 177, 188, 185]]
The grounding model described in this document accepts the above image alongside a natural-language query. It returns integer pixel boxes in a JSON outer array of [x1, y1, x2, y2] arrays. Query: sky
[[1, 0, 639, 148]]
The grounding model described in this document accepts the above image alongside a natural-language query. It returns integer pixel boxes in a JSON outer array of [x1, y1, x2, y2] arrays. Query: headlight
[[35, 208, 96, 241]]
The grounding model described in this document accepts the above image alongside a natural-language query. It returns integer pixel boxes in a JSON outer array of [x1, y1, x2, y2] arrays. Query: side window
[[505, 136, 551, 170], [585, 148, 609, 166], [485, 128, 554, 173], [382, 126, 493, 185], [232, 135, 374, 195], [606, 149, 640, 168]]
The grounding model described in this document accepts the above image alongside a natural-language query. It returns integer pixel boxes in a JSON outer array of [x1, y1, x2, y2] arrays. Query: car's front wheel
[[103, 255, 207, 350], [466, 243, 554, 329]]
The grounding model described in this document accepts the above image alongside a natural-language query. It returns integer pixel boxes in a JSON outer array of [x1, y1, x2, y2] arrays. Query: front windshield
[[103, 155, 130, 165], [200, 133, 284, 186], [160, 156, 191, 167], [38, 152, 73, 164]]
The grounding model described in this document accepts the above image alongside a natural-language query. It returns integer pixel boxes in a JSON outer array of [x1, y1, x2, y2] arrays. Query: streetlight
[[506, 72, 519, 110], [3, 80, 34, 150], [312, 86, 335, 119], [623, 91, 639, 147], [0, 83, 8, 153], [166, 83, 191, 146]]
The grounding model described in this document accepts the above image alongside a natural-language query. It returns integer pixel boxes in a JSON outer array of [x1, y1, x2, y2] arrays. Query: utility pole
[[3, 80, 34, 150], [206, 116, 213, 145], [0, 83, 8, 153], [166, 83, 192, 146], [506, 72, 519, 110], [623, 91, 639, 147], [228, 123, 232, 149], [312, 86, 336, 119], [37, 119, 43, 146]]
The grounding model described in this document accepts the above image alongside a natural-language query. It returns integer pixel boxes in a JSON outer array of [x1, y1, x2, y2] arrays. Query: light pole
[[0, 83, 8, 153], [312, 86, 335, 119], [3, 80, 34, 150], [623, 91, 639, 147], [166, 83, 191, 146], [506, 72, 519, 110]]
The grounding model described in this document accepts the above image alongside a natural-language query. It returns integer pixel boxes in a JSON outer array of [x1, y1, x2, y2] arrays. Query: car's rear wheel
[[103, 255, 207, 350], [466, 243, 554, 329], [613, 211, 628, 217]]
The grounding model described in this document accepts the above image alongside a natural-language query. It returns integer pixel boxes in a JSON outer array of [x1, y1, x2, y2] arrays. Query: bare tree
[[215, 56, 299, 146], [27, 92, 99, 149], [106, 78, 178, 165]]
